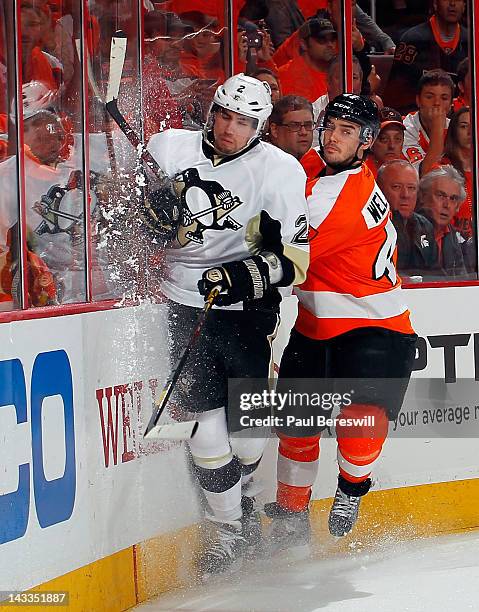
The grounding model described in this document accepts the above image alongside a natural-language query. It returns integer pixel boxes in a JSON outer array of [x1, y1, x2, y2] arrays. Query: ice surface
[[133, 530, 479, 611]]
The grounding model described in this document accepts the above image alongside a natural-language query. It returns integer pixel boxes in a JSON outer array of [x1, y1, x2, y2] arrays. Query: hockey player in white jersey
[[147, 74, 309, 576]]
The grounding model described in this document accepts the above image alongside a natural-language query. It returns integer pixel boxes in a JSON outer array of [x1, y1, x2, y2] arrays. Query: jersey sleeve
[[146, 129, 181, 178], [259, 156, 309, 287]]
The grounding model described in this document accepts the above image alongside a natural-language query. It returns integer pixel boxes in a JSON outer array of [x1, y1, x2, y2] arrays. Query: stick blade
[[144, 420, 198, 441], [106, 30, 127, 103]]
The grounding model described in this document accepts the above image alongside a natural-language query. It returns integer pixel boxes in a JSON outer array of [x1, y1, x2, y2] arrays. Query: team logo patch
[[205, 268, 223, 283], [174, 167, 243, 246]]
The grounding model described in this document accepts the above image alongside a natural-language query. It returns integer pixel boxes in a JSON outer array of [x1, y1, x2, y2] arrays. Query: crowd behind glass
[[0, 0, 474, 310]]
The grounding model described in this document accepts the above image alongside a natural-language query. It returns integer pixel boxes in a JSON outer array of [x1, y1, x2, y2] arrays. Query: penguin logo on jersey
[[173, 168, 243, 246], [32, 170, 102, 241]]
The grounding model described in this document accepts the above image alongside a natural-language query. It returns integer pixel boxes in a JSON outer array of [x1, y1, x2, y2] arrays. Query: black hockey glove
[[142, 186, 182, 245], [198, 256, 271, 306]]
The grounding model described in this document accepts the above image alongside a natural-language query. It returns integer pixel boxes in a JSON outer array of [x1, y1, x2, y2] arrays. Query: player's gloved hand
[[142, 186, 182, 244], [198, 256, 271, 306]]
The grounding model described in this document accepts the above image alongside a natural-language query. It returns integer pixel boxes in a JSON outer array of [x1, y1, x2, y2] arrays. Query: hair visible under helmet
[[318, 93, 380, 170], [204, 73, 273, 155]]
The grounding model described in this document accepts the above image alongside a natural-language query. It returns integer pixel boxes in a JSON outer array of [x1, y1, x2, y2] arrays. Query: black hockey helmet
[[321, 93, 380, 146]]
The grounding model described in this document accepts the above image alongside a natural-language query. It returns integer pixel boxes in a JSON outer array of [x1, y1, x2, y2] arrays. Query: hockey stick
[[144, 288, 219, 440], [105, 30, 170, 186]]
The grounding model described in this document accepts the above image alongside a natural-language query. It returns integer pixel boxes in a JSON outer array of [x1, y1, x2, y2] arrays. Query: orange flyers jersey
[[402, 111, 449, 167], [300, 147, 325, 181], [295, 162, 414, 340]]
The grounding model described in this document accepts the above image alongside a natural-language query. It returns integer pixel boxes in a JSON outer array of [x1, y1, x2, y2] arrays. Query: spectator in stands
[[279, 18, 336, 101], [367, 108, 406, 176], [442, 106, 473, 239], [377, 160, 437, 275], [20, 3, 63, 91], [403, 70, 453, 176], [273, 0, 392, 70], [313, 54, 363, 120], [265, 0, 305, 48], [385, 0, 468, 114], [179, 11, 225, 82], [143, 11, 187, 137], [453, 57, 470, 112], [269, 95, 314, 160], [251, 67, 282, 103], [416, 164, 467, 276]]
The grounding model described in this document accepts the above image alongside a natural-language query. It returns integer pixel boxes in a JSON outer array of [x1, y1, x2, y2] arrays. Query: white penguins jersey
[[147, 129, 310, 309]]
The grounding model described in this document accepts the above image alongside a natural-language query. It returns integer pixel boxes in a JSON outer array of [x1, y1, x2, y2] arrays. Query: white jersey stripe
[[295, 286, 408, 320]]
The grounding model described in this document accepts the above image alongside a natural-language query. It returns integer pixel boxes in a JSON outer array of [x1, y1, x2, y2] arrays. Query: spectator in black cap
[[278, 18, 337, 102]]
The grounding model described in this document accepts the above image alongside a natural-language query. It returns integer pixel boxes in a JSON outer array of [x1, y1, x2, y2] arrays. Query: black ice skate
[[197, 517, 247, 578], [263, 502, 311, 555], [241, 495, 263, 558], [328, 476, 371, 537]]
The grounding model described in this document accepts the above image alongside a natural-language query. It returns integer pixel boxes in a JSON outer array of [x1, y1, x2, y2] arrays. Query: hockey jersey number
[[373, 219, 397, 286]]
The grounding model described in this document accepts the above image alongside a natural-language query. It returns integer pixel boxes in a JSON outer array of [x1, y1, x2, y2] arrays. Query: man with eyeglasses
[[416, 165, 467, 276], [269, 95, 315, 160]]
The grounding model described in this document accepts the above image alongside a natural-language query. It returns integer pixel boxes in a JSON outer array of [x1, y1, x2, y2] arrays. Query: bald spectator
[[416, 165, 468, 277], [377, 160, 437, 276], [269, 95, 314, 160], [278, 18, 336, 101], [367, 108, 406, 177]]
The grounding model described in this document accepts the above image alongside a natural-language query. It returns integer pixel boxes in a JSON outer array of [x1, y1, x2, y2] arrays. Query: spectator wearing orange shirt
[[179, 11, 225, 83], [20, 3, 62, 91], [278, 18, 336, 102]]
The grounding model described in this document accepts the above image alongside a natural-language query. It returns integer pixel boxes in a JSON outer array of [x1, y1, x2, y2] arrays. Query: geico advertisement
[[0, 308, 199, 592]]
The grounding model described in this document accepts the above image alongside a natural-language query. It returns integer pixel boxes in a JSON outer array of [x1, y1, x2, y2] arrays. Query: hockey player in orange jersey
[[264, 94, 417, 550]]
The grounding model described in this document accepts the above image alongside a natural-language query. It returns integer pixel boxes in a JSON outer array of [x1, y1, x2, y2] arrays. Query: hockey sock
[[276, 433, 320, 512], [336, 404, 389, 484]]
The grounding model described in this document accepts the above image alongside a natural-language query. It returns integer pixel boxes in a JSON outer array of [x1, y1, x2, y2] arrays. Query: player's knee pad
[[278, 432, 321, 462], [336, 404, 389, 480], [230, 434, 269, 469], [188, 407, 231, 466]]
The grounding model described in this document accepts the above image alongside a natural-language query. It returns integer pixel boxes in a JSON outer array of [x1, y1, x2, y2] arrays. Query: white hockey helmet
[[205, 73, 273, 151], [18, 81, 57, 120]]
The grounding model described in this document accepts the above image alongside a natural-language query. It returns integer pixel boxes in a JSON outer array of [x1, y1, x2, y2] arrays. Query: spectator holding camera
[[279, 18, 336, 101]]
